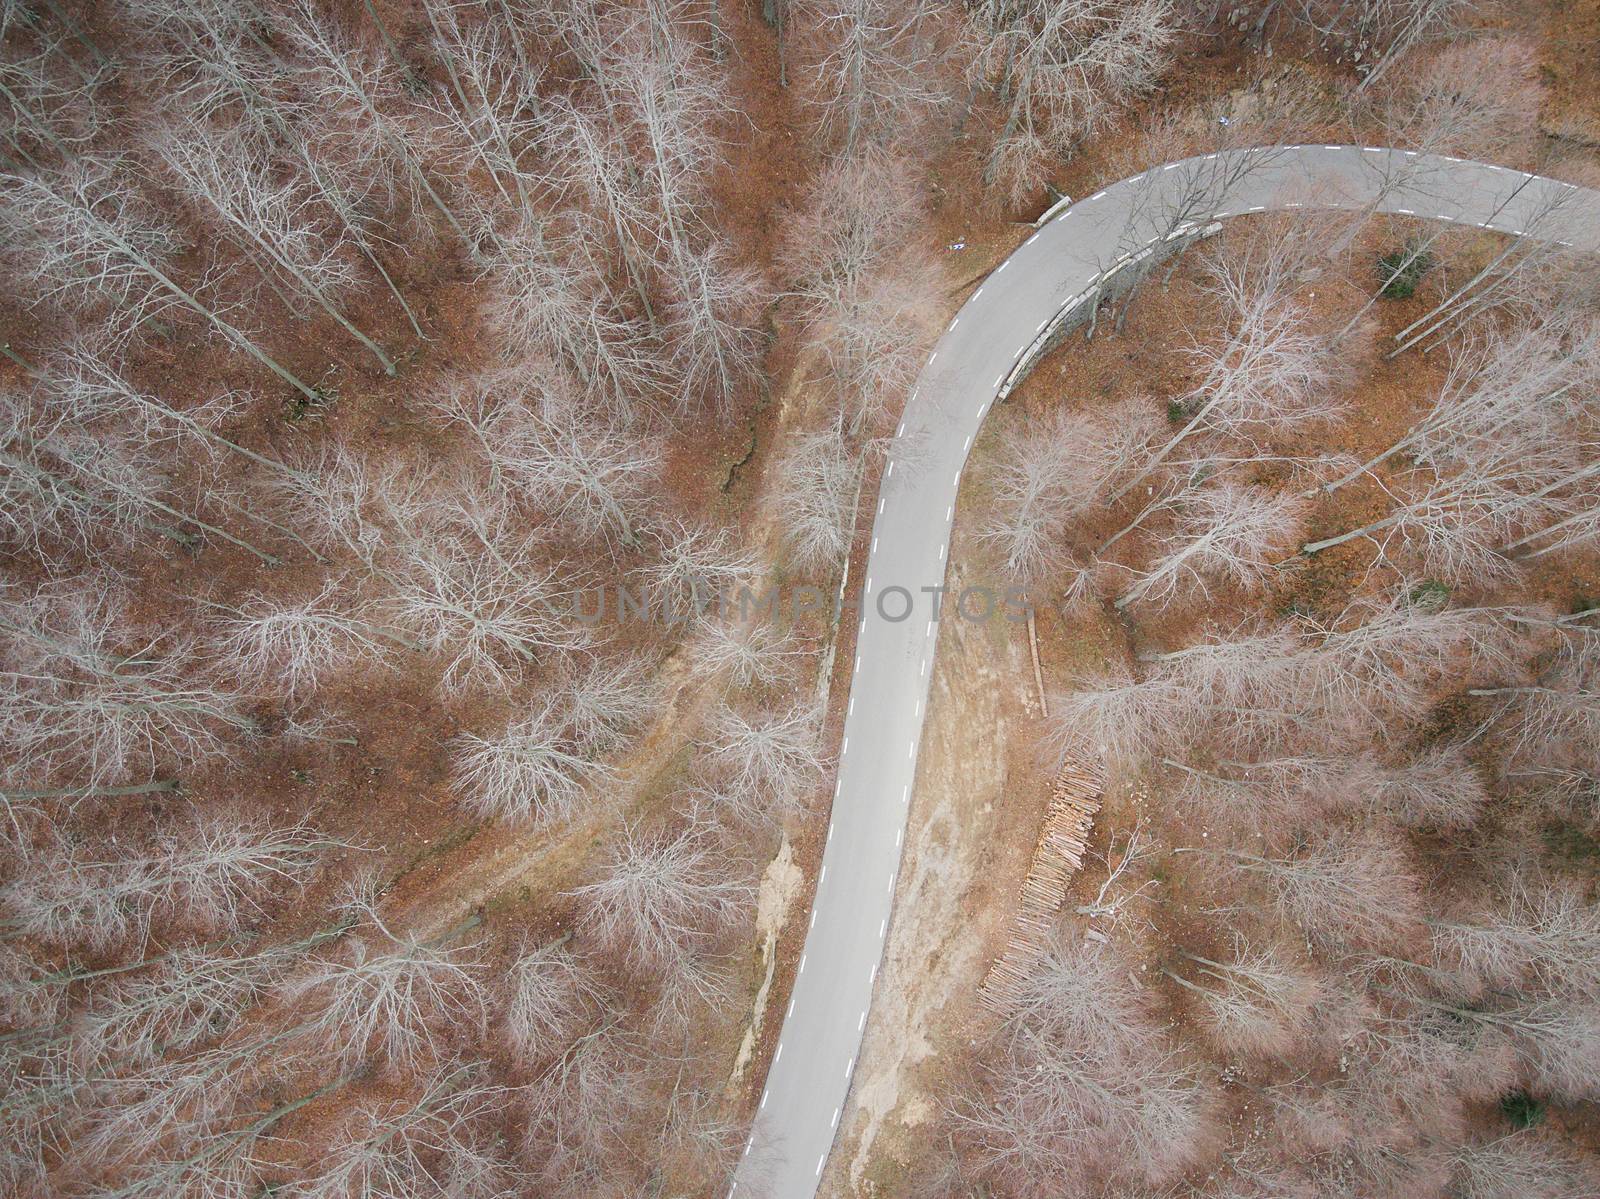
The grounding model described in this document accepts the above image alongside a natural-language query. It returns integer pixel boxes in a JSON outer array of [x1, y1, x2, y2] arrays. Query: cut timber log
[[978, 756, 1105, 1015]]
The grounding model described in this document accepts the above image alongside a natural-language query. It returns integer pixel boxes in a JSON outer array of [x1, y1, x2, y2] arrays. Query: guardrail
[[997, 220, 1221, 401]]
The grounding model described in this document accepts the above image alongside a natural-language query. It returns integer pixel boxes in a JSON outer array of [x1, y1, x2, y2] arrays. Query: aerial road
[[731, 146, 1600, 1199]]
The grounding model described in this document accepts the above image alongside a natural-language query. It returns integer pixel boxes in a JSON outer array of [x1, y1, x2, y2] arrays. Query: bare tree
[[0, 384, 282, 567], [521, 1016, 654, 1196], [981, 403, 1154, 585], [1299, 320, 1600, 582], [780, 149, 940, 431], [1432, 883, 1600, 1000], [451, 696, 616, 830], [432, 377, 663, 549], [72, 923, 346, 1073], [1450, 1133, 1596, 1199], [798, 0, 954, 152], [68, 1057, 333, 1199], [39, 340, 299, 481], [1368, 745, 1488, 830], [1206, 827, 1424, 951], [775, 422, 862, 575], [950, 936, 1214, 1193], [655, 1077, 745, 1190], [1113, 236, 1344, 500], [1075, 819, 1161, 931], [0, 37, 107, 170], [693, 621, 806, 691], [152, 118, 397, 374], [1164, 754, 1333, 839], [286, 2, 473, 246], [535, 92, 660, 325], [1124, 605, 1467, 755], [1392, 989, 1600, 1102], [1163, 939, 1320, 1059], [568, 823, 753, 984], [820, 265, 940, 432], [0, 157, 321, 398], [132, 0, 427, 337], [0, 581, 253, 788], [270, 445, 593, 692], [564, 651, 662, 754], [1047, 662, 1190, 766], [600, 4, 732, 264], [661, 236, 766, 421], [483, 218, 664, 415], [1096, 95, 1333, 327], [383, 516, 591, 696], [1138, 626, 1320, 748], [1301, 422, 1586, 584], [503, 940, 605, 1064], [284, 901, 488, 1072], [1166, 746, 1482, 836], [1387, 179, 1588, 356], [538, 1, 752, 367], [594, 9, 766, 419], [1086, 596, 1512, 758], [1305, 594, 1515, 727], [1377, 38, 1542, 163], [778, 143, 921, 308], [704, 697, 827, 810], [1472, 630, 1600, 771], [1320, 322, 1594, 497], [422, 0, 544, 229], [211, 579, 417, 700], [1506, 495, 1600, 561], [1112, 481, 1305, 611], [638, 518, 762, 619], [1294, 0, 1478, 96], [291, 1061, 511, 1199], [971, 0, 1177, 203], [3, 814, 328, 951], [269, 440, 431, 561]]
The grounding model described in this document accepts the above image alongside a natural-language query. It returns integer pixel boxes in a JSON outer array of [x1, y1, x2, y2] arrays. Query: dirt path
[[377, 348, 826, 940], [380, 642, 731, 939]]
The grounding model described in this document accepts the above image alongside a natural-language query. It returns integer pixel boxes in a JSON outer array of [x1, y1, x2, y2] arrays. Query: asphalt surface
[[730, 147, 1600, 1199]]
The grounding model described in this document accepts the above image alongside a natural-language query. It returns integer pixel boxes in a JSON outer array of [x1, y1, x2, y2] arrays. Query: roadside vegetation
[[914, 15, 1600, 1199]]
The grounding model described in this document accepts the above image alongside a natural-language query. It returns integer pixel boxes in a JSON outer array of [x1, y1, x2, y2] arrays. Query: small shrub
[[1500, 1090, 1545, 1129], [1377, 245, 1435, 300], [1407, 579, 1450, 609], [1542, 820, 1600, 867]]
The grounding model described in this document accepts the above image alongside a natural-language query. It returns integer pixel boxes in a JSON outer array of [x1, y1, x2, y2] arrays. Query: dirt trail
[[378, 347, 825, 940], [382, 645, 725, 938]]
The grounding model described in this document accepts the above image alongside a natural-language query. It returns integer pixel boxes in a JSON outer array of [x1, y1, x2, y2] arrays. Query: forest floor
[[1539, 0, 1600, 146]]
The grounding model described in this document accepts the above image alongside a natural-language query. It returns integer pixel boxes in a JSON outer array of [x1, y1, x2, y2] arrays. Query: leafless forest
[[2, 0, 1598, 1197]]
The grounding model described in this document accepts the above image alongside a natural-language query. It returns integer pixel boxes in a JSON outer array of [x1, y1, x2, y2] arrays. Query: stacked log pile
[[978, 757, 1105, 1013]]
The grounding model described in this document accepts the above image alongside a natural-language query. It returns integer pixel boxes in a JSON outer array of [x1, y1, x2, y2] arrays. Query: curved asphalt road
[[731, 147, 1600, 1199]]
